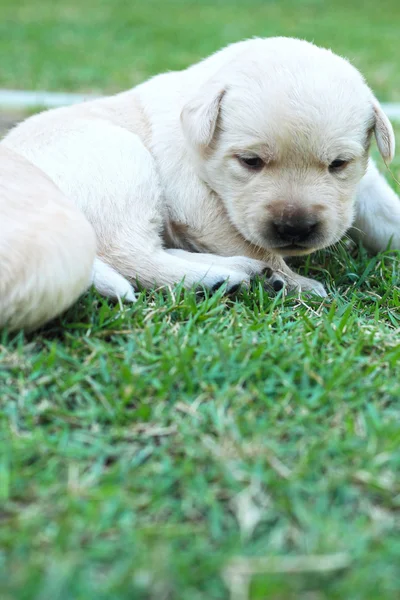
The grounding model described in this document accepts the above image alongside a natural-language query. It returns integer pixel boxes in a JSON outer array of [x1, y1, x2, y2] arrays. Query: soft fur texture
[[1, 37, 399, 329], [0, 146, 96, 330]]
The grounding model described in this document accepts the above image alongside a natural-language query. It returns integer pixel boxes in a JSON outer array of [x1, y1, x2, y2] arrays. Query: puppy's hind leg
[[351, 159, 400, 253]]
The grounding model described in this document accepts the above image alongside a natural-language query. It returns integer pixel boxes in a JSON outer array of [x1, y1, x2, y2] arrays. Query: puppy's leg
[[92, 258, 136, 302], [167, 249, 326, 296], [137, 252, 254, 291], [166, 248, 285, 285], [351, 159, 400, 253]]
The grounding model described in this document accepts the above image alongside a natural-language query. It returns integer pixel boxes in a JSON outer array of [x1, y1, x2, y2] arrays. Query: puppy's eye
[[329, 159, 349, 172], [237, 155, 264, 170]]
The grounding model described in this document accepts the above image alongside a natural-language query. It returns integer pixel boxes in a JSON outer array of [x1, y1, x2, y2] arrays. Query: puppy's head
[[181, 37, 395, 255]]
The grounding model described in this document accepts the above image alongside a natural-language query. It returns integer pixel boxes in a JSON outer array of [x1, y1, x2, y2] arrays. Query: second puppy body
[[3, 37, 398, 307], [0, 146, 96, 330]]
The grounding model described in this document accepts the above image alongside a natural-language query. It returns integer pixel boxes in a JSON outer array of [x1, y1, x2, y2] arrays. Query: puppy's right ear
[[180, 82, 226, 149]]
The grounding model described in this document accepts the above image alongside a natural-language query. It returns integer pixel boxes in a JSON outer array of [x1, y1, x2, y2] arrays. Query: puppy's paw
[[265, 272, 286, 292], [216, 256, 288, 291], [204, 267, 250, 294], [280, 272, 327, 297], [210, 279, 243, 296]]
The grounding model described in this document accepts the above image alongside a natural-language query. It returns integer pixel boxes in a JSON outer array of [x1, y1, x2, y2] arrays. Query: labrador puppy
[[2, 37, 398, 329]]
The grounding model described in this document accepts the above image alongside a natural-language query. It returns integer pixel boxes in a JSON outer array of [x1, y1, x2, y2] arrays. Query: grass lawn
[[1, 1, 400, 599]]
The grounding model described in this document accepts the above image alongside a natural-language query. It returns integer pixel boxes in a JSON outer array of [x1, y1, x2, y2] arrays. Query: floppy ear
[[180, 83, 226, 148], [373, 100, 395, 163]]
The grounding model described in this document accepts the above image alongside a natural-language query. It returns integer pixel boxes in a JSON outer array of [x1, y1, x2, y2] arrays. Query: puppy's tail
[[0, 146, 96, 331]]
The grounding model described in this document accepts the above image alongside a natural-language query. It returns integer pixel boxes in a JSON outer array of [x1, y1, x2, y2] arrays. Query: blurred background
[[1, 0, 399, 99]]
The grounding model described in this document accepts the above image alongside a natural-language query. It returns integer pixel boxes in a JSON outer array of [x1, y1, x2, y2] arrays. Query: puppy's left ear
[[181, 82, 226, 149], [373, 100, 395, 163]]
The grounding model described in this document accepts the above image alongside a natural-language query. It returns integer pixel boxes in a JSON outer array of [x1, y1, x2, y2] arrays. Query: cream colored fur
[[0, 146, 96, 330], [1, 37, 398, 329]]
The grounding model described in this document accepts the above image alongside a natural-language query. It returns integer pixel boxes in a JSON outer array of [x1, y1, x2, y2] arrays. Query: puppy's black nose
[[272, 218, 319, 244]]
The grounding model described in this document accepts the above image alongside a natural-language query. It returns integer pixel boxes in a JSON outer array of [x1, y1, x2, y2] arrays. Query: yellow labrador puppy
[[1, 37, 398, 328]]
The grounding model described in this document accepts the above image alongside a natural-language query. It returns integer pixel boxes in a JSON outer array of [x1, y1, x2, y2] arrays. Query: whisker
[[384, 162, 400, 187], [349, 225, 363, 234]]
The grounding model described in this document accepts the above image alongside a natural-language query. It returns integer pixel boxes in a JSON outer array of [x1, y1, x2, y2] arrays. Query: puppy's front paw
[[280, 272, 327, 297], [213, 257, 327, 298], [200, 266, 251, 295]]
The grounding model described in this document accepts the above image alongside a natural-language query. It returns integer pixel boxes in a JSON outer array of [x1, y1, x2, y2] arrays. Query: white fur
[[352, 160, 400, 252], [92, 258, 136, 302], [2, 37, 399, 328], [0, 146, 96, 330]]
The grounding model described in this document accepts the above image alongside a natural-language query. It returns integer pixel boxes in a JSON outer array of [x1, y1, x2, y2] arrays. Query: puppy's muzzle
[[271, 217, 319, 244], [266, 207, 322, 253]]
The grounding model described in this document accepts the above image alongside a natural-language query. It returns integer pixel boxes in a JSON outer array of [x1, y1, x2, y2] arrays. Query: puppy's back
[[0, 146, 96, 331]]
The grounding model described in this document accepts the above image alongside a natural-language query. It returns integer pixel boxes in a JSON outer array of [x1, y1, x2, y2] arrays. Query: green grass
[[0, 0, 400, 99], [1, 1, 400, 599]]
